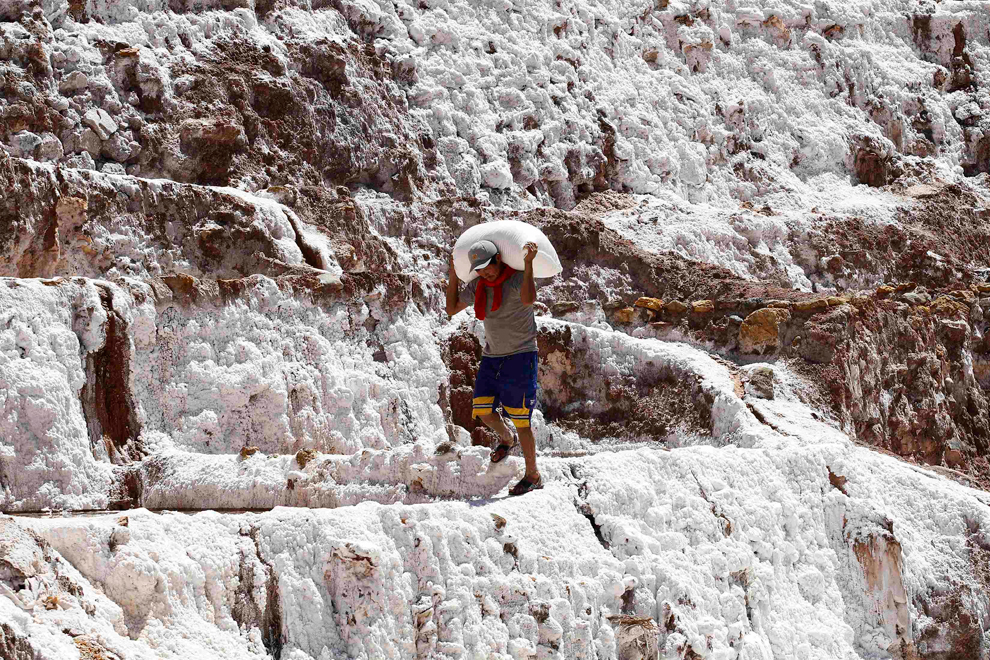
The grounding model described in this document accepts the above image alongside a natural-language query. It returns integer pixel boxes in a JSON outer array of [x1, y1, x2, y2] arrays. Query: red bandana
[[474, 267, 516, 321]]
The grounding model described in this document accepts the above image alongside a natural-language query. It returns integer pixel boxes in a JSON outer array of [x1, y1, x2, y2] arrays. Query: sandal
[[509, 474, 544, 497], [490, 441, 516, 464]]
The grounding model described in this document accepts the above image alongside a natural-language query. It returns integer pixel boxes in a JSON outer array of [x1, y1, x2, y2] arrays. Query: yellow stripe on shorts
[[472, 396, 494, 418], [505, 397, 531, 427]]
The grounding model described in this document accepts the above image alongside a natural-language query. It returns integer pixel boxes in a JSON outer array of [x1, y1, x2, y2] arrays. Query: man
[[446, 239, 542, 496]]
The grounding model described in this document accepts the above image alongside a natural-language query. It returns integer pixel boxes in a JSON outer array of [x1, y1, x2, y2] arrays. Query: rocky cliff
[[2, 0, 990, 658]]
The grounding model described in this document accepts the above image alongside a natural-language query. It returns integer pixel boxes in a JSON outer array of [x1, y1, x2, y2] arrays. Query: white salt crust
[[3, 0, 990, 656]]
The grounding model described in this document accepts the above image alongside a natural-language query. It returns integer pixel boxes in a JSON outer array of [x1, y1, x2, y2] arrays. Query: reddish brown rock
[[854, 146, 892, 187], [295, 448, 319, 468], [931, 296, 970, 319], [612, 307, 636, 324], [739, 308, 791, 354], [795, 298, 829, 312], [938, 319, 969, 344], [691, 300, 714, 314], [634, 297, 664, 311]]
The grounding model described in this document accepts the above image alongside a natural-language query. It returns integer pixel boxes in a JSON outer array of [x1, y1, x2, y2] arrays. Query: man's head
[[468, 240, 503, 281]]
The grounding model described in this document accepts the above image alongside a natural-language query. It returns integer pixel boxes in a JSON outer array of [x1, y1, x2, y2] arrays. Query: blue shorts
[[472, 351, 538, 429]]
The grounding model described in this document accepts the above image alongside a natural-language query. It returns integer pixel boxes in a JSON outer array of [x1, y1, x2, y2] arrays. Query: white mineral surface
[[2, 0, 990, 657]]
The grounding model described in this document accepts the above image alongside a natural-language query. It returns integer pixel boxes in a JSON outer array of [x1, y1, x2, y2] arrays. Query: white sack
[[453, 220, 562, 283]]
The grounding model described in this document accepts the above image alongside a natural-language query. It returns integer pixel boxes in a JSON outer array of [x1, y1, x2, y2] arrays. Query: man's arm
[[446, 256, 469, 316], [520, 242, 537, 306]]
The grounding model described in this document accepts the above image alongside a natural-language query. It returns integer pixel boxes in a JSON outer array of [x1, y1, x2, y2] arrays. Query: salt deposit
[[2, 0, 990, 656], [6, 436, 990, 658]]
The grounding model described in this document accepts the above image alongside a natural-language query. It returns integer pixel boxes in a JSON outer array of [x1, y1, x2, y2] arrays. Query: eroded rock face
[[0, 153, 312, 279], [794, 183, 990, 293], [0, 1, 444, 195], [739, 308, 791, 355], [533, 239, 990, 487], [809, 293, 990, 487], [442, 329, 496, 447], [441, 318, 730, 451], [535, 323, 716, 444], [2, 0, 990, 657], [5, 0, 989, 207]]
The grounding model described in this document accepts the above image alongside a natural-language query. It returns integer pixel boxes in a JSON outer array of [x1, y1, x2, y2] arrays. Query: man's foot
[[509, 473, 543, 496], [490, 439, 516, 464]]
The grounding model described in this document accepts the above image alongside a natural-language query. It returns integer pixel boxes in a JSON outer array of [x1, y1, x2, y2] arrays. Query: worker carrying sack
[[453, 220, 562, 283]]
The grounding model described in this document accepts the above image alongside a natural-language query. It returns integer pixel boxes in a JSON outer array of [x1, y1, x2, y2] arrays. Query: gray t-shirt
[[459, 271, 537, 357]]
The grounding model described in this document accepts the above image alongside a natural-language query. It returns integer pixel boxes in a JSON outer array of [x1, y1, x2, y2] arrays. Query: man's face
[[477, 255, 503, 282]]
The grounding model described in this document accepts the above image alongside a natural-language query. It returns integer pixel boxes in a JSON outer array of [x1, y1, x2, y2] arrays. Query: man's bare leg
[[516, 426, 539, 482], [479, 414, 539, 481], [478, 412, 515, 446]]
